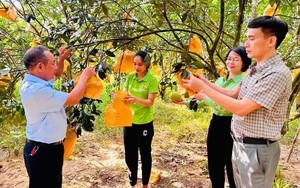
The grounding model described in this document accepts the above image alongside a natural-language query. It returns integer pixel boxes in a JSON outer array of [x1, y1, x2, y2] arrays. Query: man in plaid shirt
[[183, 16, 291, 187]]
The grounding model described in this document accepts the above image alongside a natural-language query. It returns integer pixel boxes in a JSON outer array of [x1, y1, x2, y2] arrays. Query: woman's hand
[[194, 92, 206, 101], [124, 95, 137, 104], [192, 72, 208, 84], [173, 98, 186, 105], [182, 76, 205, 93]]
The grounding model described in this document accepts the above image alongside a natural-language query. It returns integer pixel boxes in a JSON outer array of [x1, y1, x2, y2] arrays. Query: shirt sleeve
[[246, 72, 287, 109], [148, 76, 159, 93], [203, 97, 215, 107], [203, 77, 222, 107]]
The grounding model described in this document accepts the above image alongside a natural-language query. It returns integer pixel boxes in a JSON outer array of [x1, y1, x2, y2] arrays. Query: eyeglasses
[[226, 58, 241, 63]]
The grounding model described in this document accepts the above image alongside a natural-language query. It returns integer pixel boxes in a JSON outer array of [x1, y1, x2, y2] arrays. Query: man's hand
[[81, 67, 95, 80], [55, 46, 71, 79], [59, 46, 71, 60], [64, 67, 96, 106]]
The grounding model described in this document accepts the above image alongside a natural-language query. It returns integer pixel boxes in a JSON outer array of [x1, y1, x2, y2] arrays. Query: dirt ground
[[0, 131, 300, 188]]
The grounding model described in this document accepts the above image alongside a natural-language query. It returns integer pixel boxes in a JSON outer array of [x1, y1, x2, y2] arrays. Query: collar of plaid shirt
[[249, 62, 257, 76]]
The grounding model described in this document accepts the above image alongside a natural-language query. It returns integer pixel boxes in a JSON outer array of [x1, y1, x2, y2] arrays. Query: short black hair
[[134, 51, 151, 69], [247, 16, 288, 49], [23, 45, 49, 69], [226, 46, 252, 72]]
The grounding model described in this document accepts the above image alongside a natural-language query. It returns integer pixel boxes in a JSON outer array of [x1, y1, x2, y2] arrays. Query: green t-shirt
[[186, 73, 244, 116], [124, 71, 159, 124]]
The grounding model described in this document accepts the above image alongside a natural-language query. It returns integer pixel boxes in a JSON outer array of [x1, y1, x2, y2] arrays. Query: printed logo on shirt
[[143, 130, 148, 136], [141, 86, 147, 91]]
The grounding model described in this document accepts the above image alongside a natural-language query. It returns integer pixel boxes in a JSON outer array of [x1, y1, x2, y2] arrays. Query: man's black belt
[[26, 139, 63, 146], [231, 135, 276, 145]]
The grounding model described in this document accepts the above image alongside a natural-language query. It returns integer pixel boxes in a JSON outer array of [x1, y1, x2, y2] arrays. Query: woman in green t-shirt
[[174, 46, 251, 188], [123, 51, 159, 188]]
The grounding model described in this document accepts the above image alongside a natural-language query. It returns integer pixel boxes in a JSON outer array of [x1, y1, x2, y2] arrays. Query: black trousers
[[23, 142, 64, 188], [123, 121, 154, 186], [207, 114, 236, 188]]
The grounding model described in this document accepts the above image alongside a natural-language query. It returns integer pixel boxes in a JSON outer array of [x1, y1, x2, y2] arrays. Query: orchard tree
[[0, 0, 299, 150]]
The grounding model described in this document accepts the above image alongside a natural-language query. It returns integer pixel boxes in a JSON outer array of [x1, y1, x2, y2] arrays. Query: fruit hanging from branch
[[0, 5, 17, 22], [113, 49, 135, 73], [263, 4, 280, 17], [174, 68, 196, 97], [74, 72, 103, 100], [188, 34, 202, 54]]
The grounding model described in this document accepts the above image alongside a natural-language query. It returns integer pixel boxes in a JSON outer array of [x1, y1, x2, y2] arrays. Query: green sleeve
[[185, 99, 191, 108], [185, 98, 207, 108], [203, 97, 215, 106], [149, 75, 159, 93], [197, 99, 208, 108]]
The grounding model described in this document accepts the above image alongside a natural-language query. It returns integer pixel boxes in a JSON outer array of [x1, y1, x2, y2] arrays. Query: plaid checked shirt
[[231, 54, 292, 140]]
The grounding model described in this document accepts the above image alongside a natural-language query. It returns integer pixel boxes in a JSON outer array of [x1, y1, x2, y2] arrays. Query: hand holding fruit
[[81, 67, 95, 80], [173, 98, 186, 105], [192, 72, 208, 84], [192, 72, 202, 79], [124, 95, 136, 104], [169, 91, 184, 104]]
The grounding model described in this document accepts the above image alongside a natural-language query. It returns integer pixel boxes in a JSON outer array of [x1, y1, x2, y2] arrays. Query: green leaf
[[187, 59, 205, 69], [188, 64, 200, 69], [112, 41, 118, 48], [105, 50, 115, 57], [90, 31, 98, 37], [69, 41, 76, 47], [181, 49, 189, 58], [269, 0, 276, 6], [182, 53, 191, 64], [172, 63, 183, 73], [79, 0, 85, 5], [89, 49, 99, 56], [101, 4, 109, 17], [21, 108, 25, 116], [181, 69, 190, 79], [87, 0, 93, 6], [181, 11, 188, 23], [92, 103, 96, 112]]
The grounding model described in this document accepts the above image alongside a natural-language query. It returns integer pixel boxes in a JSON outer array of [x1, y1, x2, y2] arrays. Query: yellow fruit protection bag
[[104, 90, 132, 127], [63, 124, 77, 160], [74, 72, 103, 99]]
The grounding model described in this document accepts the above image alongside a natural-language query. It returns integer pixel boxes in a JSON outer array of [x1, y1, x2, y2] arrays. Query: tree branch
[[162, 1, 184, 48], [234, 0, 247, 46]]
